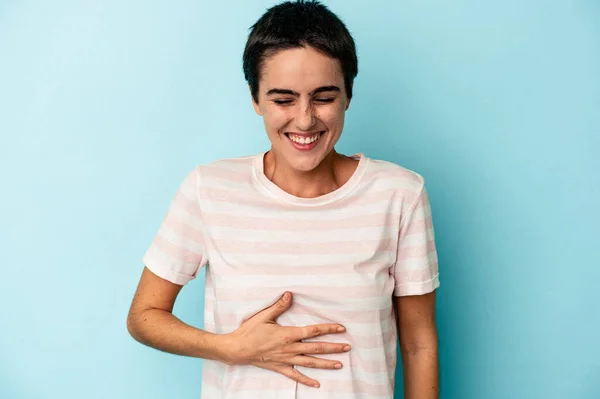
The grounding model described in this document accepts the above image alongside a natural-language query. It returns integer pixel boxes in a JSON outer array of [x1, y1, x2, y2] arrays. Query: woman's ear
[[345, 84, 353, 111], [250, 85, 262, 116]]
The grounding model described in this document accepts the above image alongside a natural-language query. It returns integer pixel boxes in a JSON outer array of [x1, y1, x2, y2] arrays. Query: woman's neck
[[263, 150, 358, 199]]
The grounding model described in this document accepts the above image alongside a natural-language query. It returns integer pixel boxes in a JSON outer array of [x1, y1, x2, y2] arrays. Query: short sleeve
[[392, 184, 440, 296], [142, 168, 208, 285]]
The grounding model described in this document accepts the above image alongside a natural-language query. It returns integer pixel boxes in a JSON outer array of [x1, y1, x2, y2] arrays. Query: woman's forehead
[[261, 47, 344, 91]]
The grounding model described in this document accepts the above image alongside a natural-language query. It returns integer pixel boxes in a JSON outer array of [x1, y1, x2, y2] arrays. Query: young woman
[[127, 1, 440, 398]]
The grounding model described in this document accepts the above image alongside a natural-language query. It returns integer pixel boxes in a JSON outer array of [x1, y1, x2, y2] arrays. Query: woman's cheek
[[323, 107, 345, 127], [263, 112, 282, 135]]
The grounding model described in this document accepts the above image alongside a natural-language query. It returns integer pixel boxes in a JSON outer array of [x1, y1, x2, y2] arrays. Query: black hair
[[243, 0, 358, 103]]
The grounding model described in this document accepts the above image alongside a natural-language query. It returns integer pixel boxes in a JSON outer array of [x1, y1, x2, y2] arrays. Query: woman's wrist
[[208, 332, 239, 365]]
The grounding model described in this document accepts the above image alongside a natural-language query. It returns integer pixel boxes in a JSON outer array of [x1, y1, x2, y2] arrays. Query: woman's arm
[[126, 267, 351, 387], [394, 291, 440, 399], [126, 267, 230, 361]]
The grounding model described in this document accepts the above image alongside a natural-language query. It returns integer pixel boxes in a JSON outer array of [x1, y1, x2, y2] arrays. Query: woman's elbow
[[126, 308, 144, 341]]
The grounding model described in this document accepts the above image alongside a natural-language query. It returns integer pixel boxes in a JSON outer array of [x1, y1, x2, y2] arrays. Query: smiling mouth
[[284, 131, 325, 145]]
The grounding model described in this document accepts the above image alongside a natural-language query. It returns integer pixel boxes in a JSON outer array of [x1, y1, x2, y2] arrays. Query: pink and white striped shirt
[[143, 152, 440, 399]]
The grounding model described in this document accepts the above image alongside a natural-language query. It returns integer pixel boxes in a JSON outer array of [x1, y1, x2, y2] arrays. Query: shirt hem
[[393, 274, 440, 296], [143, 253, 195, 286]]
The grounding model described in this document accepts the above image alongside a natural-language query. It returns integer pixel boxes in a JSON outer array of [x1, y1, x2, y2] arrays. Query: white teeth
[[289, 133, 322, 145]]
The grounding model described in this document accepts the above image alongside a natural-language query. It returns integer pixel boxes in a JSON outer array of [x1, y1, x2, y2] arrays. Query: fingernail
[[312, 383, 320, 388], [334, 363, 342, 369], [283, 292, 290, 302], [343, 345, 351, 351], [337, 326, 345, 332]]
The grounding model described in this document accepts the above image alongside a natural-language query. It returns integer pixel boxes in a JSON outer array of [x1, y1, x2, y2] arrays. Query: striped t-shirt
[[143, 152, 440, 399]]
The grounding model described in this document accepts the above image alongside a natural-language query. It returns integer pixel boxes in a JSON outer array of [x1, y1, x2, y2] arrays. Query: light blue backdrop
[[1, 1, 598, 398]]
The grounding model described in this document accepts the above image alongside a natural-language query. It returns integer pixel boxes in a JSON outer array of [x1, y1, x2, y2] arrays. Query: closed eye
[[315, 98, 335, 103], [272, 98, 336, 106]]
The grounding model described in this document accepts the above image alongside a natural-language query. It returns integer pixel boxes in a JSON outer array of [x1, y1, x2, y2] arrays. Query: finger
[[255, 292, 293, 322], [274, 364, 321, 388], [299, 323, 346, 340], [286, 342, 352, 355], [289, 355, 344, 370]]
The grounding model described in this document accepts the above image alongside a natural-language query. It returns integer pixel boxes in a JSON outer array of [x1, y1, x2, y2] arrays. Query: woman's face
[[252, 46, 351, 172]]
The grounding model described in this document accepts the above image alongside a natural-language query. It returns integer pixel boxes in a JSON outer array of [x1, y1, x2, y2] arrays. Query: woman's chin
[[286, 149, 333, 173]]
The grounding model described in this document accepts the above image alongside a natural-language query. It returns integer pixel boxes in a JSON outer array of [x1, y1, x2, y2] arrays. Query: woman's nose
[[295, 104, 316, 131]]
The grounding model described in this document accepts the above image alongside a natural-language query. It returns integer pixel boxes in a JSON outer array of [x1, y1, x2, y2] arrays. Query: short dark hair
[[243, 0, 358, 103]]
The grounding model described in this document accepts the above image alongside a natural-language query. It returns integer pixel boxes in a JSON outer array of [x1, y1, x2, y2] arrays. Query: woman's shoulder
[[180, 154, 259, 191], [364, 156, 426, 192]]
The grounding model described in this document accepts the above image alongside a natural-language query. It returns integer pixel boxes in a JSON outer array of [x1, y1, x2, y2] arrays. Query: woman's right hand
[[222, 291, 351, 388]]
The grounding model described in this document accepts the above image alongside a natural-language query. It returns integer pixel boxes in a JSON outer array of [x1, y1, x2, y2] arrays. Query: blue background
[[1, 1, 599, 398]]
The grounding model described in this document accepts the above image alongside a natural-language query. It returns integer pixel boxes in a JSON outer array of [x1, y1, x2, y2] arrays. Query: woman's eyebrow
[[266, 88, 300, 97], [310, 86, 340, 95], [266, 86, 341, 97]]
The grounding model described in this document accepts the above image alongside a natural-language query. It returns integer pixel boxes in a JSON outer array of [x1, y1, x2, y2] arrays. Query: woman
[[127, 1, 440, 398]]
